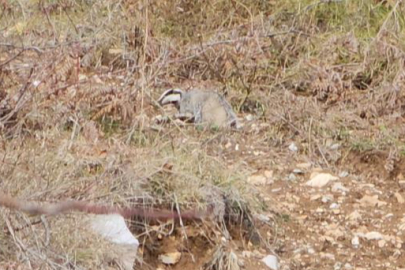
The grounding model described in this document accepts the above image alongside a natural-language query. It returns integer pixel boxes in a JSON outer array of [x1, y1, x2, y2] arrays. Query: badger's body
[[157, 88, 239, 128]]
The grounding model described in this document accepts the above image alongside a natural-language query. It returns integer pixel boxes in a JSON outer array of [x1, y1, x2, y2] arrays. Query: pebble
[[339, 171, 349, 178], [287, 173, 297, 181], [288, 142, 298, 152], [293, 169, 304, 174], [351, 236, 360, 248], [261, 255, 278, 270]]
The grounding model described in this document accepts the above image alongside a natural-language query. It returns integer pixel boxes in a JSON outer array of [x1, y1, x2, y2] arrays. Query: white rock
[[90, 214, 139, 270], [351, 236, 360, 248], [339, 171, 349, 178], [32, 80, 41, 87], [321, 195, 334, 203], [330, 203, 339, 209], [90, 214, 139, 246], [296, 162, 311, 169], [248, 174, 270, 186], [344, 263, 353, 269], [245, 114, 254, 121], [293, 169, 304, 174], [330, 143, 340, 150], [306, 173, 338, 188], [288, 173, 297, 181], [361, 231, 384, 240], [255, 214, 270, 222], [332, 182, 349, 193], [261, 255, 278, 270], [158, 252, 182, 265], [242, 250, 253, 258], [288, 143, 298, 152]]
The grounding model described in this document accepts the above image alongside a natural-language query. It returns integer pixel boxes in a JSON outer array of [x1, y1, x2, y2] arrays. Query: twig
[[0, 67, 34, 125], [0, 43, 44, 54], [0, 49, 24, 68]]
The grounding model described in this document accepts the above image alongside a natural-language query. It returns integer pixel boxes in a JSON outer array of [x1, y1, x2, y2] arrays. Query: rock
[[158, 252, 182, 265], [288, 142, 298, 152], [306, 173, 338, 188], [242, 251, 253, 258], [245, 114, 254, 121], [296, 163, 311, 169], [339, 171, 349, 178], [264, 170, 273, 179], [293, 169, 304, 174], [321, 195, 334, 203], [358, 195, 387, 207], [255, 214, 270, 222], [90, 214, 139, 270], [344, 263, 353, 269], [248, 174, 272, 186], [330, 203, 339, 209], [347, 210, 362, 221], [330, 143, 340, 150], [359, 231, 384, 240], [395, 192, 405, 204], [332, 182, 349, 193], [287, 173, 297, 181], [351, 236, 360, 248], [261, 255, 278, 270]]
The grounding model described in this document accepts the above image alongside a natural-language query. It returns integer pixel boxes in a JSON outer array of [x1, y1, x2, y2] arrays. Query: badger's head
[[157, 88, 184, 110]]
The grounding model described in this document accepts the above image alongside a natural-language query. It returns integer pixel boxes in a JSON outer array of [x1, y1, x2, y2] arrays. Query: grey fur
[[158, 88, 240, 129]]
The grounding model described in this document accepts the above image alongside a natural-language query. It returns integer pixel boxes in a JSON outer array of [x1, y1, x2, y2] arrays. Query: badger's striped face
[[157, 89, 184, 110]]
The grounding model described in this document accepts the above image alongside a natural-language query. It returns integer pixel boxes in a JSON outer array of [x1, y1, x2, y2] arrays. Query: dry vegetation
[[1, 0, 405, 269]]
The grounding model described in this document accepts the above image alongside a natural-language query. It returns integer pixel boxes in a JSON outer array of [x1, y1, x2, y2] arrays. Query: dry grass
[[1, 0, 405, 269]]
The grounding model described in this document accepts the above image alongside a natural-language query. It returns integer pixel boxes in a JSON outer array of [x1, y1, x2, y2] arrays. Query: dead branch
[[0, 192, 207, 220]]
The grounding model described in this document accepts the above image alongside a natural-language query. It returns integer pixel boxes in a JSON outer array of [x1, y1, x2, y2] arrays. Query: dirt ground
[[131, 117, 405, 270]]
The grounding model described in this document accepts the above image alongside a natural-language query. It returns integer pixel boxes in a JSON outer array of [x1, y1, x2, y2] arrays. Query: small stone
[[261, 255, 278, 270], [330, 143, 340, 150], [332, 182, 349, 193], [287, 173, 297, 181], [321, 195, 334, 203], [248, 174, 269, 186], [378, 240, 386, 248], [245, 114, 254, 121], [264, 170, 273, 178], [306, 173, 338, 188], [158, 252, 181, 265], [339, 171, 349, 178], [344, 263, 353, 269], [242, 250, 252, 258], [296, 163, 311, 169], [362, 231, 383, 240], [255, 214, 270, 222], [330, 203, 339, 209], [359, 195, 387, 207], [395, 192, 405, 204], [293, 169, 304, 174], [334, 262, 342, 270], [288, 142, 298, 152], [32, 80, 41, 87], [351, 236, 360, 248]]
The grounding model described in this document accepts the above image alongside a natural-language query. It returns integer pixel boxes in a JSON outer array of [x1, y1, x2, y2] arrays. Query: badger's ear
[[157, 88, 184, 107]]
